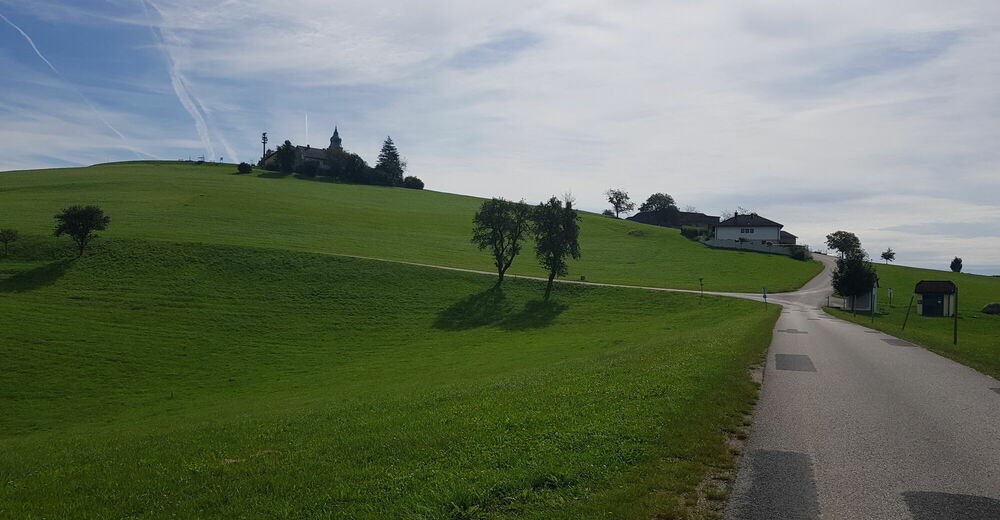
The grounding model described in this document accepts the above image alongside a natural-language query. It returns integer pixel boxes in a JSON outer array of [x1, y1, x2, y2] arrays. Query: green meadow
[[828, 263, 1000, 378], [0, 238, 778, 518], [0, 161, 820, 292]]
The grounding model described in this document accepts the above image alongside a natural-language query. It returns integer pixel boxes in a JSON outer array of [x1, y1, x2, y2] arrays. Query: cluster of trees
[[603, 189, 683, 225], [258, 136, 424, 189], [472, 196, 580, 300], [826, 230, 878, 312], [0, 206, 110, 259]]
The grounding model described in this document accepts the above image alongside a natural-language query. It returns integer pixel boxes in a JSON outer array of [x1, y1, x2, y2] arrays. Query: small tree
[[0, 228, 19, 257], [375, 136, 405, 185], [402, 176, 424, 189], [832, 249, 878, 313], [950, 257, 963, 273], [54, 205, 110, 257], [604, 188, 635, 218], [276, 140, 296, 173], [639, 193, 680, 226], [532, 196, 581, 300], [237, 162, 253, 174], [881, 248, 895, 264], [471, 198, 532, 283], [825, 230, 861, 257]]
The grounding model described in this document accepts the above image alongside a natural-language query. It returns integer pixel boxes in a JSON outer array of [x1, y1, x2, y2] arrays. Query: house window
[[741, 228, 754, 234]]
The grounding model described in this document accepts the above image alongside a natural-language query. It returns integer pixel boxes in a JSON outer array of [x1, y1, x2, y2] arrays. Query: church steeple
[[330, 126, 343, 150]]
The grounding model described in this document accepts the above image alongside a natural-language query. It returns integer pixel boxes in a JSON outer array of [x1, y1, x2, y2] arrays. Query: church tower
[[330, 127, 343, 151]]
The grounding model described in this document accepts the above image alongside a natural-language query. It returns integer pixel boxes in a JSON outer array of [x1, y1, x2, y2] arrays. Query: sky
[[1, 0, 998, 274]]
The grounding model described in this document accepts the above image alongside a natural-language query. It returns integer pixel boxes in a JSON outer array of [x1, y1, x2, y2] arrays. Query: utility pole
[[261, 132, 268, 162]]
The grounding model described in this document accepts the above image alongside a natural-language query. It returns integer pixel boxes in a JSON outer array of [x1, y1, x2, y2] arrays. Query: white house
[[713, 213, 785, 243]]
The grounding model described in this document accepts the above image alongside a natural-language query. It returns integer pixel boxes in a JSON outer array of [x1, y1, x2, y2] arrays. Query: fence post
[[902, 295, 914, 331]]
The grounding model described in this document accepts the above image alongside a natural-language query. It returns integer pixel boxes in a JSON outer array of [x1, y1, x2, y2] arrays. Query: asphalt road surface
[[725, 254, 1000, 519]]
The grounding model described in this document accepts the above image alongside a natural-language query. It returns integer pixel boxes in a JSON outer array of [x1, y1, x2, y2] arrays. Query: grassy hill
[[0, 239, 777, 518], [827, 263, 1000, 379], [0, 161, 821, 292]]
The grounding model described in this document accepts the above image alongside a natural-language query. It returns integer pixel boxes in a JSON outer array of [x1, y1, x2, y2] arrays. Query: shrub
[[601, 209, 615, 217], [402, 176, 424, 189], [680, 226, 708, 240], [790, 246, 812, 261], [237, 162, 253, 174]]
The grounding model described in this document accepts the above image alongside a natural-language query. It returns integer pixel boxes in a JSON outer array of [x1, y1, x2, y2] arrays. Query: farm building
[[915, 280, 957, 317], [713, 213, 796, 244]]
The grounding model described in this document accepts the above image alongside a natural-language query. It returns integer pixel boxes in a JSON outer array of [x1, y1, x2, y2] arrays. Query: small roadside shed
[[915, 280, 957, 317], [841, 280, 879, 313]]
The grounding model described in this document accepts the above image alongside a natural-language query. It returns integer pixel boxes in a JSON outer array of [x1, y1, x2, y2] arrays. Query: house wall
[[715, 225, 781, 241]]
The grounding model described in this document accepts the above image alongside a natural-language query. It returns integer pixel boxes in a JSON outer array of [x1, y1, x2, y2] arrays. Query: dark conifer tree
[[375, 136, 405, 185]]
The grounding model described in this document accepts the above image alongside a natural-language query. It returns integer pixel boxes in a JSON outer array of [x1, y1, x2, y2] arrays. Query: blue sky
[[1, 0, 999, 274]]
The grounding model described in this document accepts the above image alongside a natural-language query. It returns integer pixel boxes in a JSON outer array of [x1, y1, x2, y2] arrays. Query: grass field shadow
[[434, 285, 509, 330], [501, 299, 568, 330], [256, 171, 291, 179], [434, 285, 567, 331], [0, 259, 73, 293]]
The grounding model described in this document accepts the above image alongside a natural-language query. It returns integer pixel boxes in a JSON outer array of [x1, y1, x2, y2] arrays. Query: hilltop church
[[262, 127, 344, 171]]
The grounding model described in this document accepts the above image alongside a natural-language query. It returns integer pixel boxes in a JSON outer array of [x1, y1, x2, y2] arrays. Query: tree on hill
[[326, 148, 370, 182], [950, 256, 963, 273], [532, 196, 581, 300], [275, 140, 296, 173], [54, 205, 110, 257], [375, 136, 406, 186], [604, 188, 635, 218], [832, 249, 878, 313], [0, 228, 18, 257], [471, 198, 532, 283], [639, 193, 680, 226], [881, 248, 895, 264], [402, 176, 424, 189], [826, 230, 861, 257]]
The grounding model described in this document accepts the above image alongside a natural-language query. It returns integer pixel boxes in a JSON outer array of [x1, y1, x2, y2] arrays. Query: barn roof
[[716, 213, 783, 228], [914, 280, 957, 294]]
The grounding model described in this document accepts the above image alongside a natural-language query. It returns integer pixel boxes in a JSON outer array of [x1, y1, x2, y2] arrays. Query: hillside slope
[[0, 161, 821, 292], [0, 239, 777, 518]]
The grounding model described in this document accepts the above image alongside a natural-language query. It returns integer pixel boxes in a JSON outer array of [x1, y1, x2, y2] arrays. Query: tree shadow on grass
[[0, 259, 73, 293], [501, 299, 568, 331], [433, 285, 568, 331], [256, 171, 291, 179]]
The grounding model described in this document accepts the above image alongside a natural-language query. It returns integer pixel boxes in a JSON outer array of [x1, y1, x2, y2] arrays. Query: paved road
[[725, 255, 1000, 519]]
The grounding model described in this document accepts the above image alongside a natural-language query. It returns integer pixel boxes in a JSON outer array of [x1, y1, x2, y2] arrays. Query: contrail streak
[[141, 0, 218, 160], [0, 9, 154, 159]]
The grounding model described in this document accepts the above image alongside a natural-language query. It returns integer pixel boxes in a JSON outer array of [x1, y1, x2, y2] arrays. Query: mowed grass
[[0, 161, 821, 292], [827, 263, 1000, 378], [0, 239, 779, 519]]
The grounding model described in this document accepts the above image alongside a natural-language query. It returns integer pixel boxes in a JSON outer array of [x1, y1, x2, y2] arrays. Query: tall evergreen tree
[[375, 136, 405, 185]]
